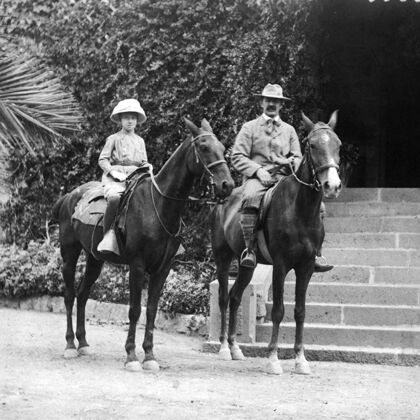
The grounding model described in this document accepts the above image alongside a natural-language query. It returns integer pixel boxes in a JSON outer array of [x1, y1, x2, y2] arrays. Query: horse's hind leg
[[61, 242, 82, 359], [75, 254, 104, 355], [227, 265, 254, 360], [124, 258, 147, 372], [293, 265, 313, 375], [214, 246, 235, 360]]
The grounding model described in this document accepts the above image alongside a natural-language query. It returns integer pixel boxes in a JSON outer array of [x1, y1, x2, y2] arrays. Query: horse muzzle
[[321, 167, 342, 199]]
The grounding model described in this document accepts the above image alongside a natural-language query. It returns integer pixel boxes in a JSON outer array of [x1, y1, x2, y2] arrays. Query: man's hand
[[256, 168, 274, 187], [274, 156, 295, 166], [110, 170, 127, 182]]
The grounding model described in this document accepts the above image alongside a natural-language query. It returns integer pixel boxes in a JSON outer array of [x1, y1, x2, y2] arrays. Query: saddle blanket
[[72, 183, 109, 228], [72, 171, 150, 230]]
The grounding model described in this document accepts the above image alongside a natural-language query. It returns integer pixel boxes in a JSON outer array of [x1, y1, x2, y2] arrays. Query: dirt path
[[1, 308, 419, 420]]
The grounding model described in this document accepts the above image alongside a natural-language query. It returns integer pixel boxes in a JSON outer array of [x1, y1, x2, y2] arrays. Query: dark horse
[[51, 118, 234, 371], [211, 111, 342, 375]]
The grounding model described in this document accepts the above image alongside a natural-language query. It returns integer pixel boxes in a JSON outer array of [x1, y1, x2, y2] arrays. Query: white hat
[[254, 83, 290, 100], [110, 99, 147, 123]]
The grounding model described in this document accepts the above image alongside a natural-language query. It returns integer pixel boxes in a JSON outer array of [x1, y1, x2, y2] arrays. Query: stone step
[[280, 282, 420, 306], [202, 341, 420, 366], [325, 201, 420, 217], [264, 302, 420, 327], [323, 247, 420, 267], [323, 232, 420, 249], [255, 322, 420, 349], [333, 188, 420, 203], [324, 216, 420, 233], [284, 266, 420, 285]]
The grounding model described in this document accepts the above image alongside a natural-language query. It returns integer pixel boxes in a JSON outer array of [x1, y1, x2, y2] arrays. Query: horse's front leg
[[227, 265, 254, 360], [266, 259, 288, 375], [125, 259, 146, 372], [213, 246, 235, 360], [142, 264, 172, 372], [293, 263, 314, 375]]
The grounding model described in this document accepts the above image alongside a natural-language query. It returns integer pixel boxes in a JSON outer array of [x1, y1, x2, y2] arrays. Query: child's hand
[[110, 170, 127, 182]]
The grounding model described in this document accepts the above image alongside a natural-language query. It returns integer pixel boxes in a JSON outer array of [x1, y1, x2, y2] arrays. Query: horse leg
[[61, 243, 82, 359], [266, 261, 287, 375], [227, 265, 254, 360], [214, 248, 234, 360], [293, 265, 313, 375], [142, 265, 171, 372], [124, 259, 146, 372], [75, 254, 104, 355]]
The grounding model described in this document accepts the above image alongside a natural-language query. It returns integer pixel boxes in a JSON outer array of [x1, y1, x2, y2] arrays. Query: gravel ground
[[1, 308, 419, 420]]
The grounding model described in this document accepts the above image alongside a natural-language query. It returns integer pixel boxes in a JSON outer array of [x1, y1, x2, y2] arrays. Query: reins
[[288, 125, 339, 191]]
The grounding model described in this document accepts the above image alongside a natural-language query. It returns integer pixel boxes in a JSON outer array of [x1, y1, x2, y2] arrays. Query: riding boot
[[239, 210, 258, 268], [97, 196, 120, 256], [314, 249, 333, 272]]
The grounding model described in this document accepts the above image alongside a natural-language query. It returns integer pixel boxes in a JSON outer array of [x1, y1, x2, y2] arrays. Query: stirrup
[[240, 248, 256, 268], [97, 229, 120, 256], [314, 255, 333, 272]]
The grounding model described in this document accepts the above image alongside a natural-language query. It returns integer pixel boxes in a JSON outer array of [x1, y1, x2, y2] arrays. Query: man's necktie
[[266, 118, 279, 135]]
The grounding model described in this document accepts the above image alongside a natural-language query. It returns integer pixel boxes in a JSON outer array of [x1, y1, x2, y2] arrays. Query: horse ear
[[201, 118, 213, 133], [328, 109, 338, 130], [301, 112, 314, 132], [184, 117, 200, 137]]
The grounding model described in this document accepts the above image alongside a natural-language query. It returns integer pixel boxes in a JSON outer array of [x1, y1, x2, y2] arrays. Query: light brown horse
[[210, 111, 342, 375], [51, 118, 234, 371]]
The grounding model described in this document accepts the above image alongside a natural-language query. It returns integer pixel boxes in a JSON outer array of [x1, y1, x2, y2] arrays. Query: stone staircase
[[204, 188, 420, 365]]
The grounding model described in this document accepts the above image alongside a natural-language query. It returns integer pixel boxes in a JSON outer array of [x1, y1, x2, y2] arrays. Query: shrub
[[0, 240, 63, 298], [0, 240, 211, 315], [159, 268, 210, 316]]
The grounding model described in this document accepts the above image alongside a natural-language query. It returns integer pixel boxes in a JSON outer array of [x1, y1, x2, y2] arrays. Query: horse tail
[[50, 194, 67, 223]]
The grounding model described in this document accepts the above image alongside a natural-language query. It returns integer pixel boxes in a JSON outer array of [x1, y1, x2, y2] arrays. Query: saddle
[[72, 169, 150, 233]]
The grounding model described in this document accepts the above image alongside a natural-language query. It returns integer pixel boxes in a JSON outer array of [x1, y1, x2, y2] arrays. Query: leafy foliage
[[0, 0, 326, 248], [0, 45, 82, 156], [0, 239, 210, 314], [159, 268, 210, 315], [0, 240, 63, 298]]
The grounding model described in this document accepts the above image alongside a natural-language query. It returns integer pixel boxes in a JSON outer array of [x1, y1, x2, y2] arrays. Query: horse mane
[[156, 135, 191, 176]]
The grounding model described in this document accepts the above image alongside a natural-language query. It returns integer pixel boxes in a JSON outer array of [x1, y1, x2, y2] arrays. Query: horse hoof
[[125, 361, 142, 372], [78, 346, 92, 356], [295, 361, 311, 375], [143, 360, 160, 372], [63, 348, 79, 359], [218, 348, 232, 361], [266, 360, 283, 375], [231, 347, 246, 361]]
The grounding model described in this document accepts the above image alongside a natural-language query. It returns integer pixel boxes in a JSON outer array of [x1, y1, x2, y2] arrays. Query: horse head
[[184, 117, 234, 199], [301, 111, 342, 199]]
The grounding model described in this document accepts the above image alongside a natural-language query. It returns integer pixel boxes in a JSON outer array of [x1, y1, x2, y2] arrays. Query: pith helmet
[[110, 99, 147, 123], [254, 83, 290, 100]]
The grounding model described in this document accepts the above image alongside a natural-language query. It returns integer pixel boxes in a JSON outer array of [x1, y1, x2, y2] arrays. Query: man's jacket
[[231, 115, 303, 181]]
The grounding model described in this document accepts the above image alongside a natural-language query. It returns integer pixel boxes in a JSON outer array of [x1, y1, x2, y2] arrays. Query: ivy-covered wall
[[0, 0, 325, 248]]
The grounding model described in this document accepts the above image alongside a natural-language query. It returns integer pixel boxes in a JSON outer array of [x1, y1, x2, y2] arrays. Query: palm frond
[[0, 50, 82, 156]]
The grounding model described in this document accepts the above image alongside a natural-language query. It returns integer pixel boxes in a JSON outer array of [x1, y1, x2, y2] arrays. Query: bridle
[[150, 132, 227, 201], [289, 125, 340, 191], [150, 131, 228, 237]]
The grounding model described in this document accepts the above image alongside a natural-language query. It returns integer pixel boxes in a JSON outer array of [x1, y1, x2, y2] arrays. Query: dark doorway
[[319, 0, 420, 187]]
